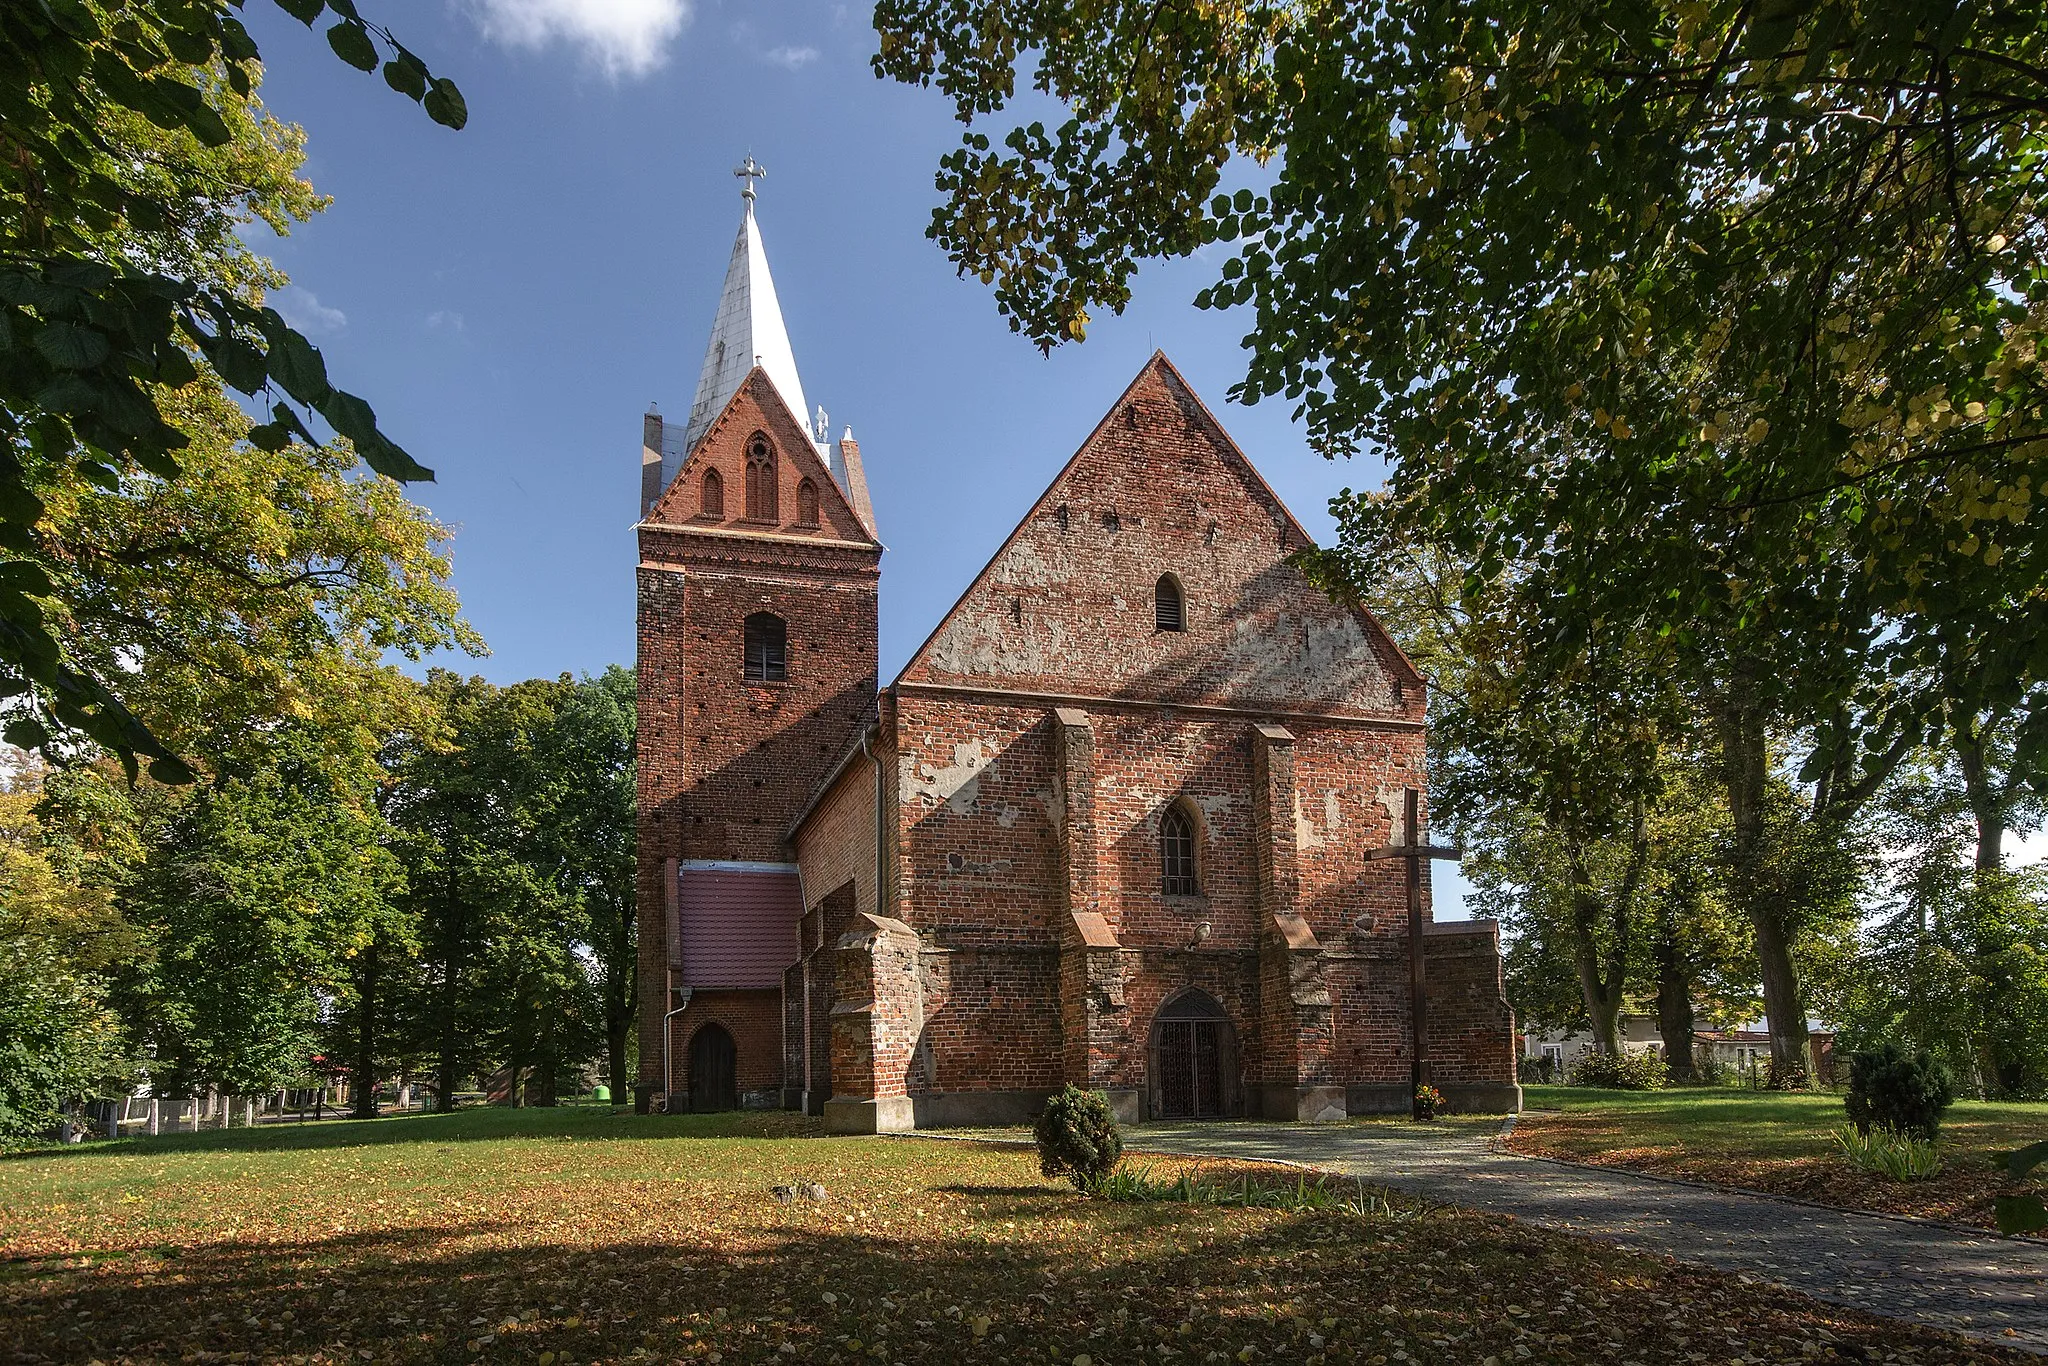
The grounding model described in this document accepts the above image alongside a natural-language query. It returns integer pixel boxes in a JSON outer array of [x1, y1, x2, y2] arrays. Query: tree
[[878, 0, 2048, 1076], [110, 730, 403, 1104], [0, 760, 139, 1144], [535, 668, 637, 1097], [2, 0, 466, 774], [382, 673, 620, 1110]]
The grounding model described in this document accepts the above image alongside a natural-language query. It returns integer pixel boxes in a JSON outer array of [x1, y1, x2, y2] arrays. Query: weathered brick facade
[[634, 370, 881, 1110], [638, 353, 1519, 1127]]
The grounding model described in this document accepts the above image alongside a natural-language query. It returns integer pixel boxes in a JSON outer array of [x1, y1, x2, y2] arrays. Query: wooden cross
[[1366, 787, 1462, 1119]]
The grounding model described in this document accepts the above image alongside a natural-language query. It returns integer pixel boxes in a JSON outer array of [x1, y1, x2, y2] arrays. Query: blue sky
[[239, 1, 1481, 912]]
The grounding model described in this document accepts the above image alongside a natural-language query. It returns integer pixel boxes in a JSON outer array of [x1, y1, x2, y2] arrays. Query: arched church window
[[743, 612, 787, 683], [1155, 574, 1186, 632], [745, 433, 778, 521], [701, 467, 724, 518], [795, 477, 819, 528], [1160, 801, 1198, 896]]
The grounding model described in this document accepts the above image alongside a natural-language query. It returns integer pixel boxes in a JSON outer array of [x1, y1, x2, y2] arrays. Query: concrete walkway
[[1112, 1119, 2048, 1355]]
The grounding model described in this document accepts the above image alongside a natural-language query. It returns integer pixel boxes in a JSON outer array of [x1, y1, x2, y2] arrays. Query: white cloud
[[425, 310, 466, 333], [274, 287, 347, 336], [466, 0, 690, 79], [761, 44, 819, 70]]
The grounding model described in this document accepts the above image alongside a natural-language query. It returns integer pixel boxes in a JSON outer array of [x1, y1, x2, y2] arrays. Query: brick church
[[634, 178, 1519, 1131]]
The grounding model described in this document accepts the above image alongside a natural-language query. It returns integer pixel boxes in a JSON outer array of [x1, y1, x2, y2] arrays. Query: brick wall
[[664, 989, 784, 1106], [635, 375, 881, 1096]]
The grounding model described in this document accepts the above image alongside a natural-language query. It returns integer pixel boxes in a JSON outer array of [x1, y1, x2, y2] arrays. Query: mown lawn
[[1, 1105, 2034, 1365], [1512, 1085, 2048, 1228]]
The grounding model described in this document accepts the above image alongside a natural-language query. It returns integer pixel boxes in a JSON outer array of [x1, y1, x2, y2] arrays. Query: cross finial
[[734, 155, 767, 202]]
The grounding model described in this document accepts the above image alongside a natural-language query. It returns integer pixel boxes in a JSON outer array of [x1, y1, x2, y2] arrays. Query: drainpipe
[[660, 980, 693, 1114]]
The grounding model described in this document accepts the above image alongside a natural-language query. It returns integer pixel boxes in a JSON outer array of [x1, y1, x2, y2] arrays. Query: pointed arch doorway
[[688, 1024, 738, 1112], [1150, 990, 1239, 1119]]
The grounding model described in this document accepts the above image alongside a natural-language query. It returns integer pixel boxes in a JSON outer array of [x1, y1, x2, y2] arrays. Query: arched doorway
[[687, 1024, 738, 1112], [1150, 990, 1238, 1119]]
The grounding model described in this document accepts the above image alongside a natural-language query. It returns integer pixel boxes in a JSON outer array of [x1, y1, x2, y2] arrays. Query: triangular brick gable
[[897, 354, 1420, 717], [647, 367, 877, 544]]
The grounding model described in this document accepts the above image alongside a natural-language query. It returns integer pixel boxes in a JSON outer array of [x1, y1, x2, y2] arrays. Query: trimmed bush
[[1568, 1048, 1669, 1090], [1845, 1043, 1954, 1140], [1034, 1085, 1123, 1192]]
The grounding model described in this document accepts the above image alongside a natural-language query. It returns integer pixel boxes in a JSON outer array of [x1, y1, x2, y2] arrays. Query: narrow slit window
[[1155, 574, 1186, 632], [743, 612, 787, 683], [701, 467, 724, 518], [1160, 803, 1197, 896], [795, 477, 819, 528]]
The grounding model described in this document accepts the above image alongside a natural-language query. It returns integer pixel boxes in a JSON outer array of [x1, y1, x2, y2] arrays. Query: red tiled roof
[[673, 865, 802, 988]]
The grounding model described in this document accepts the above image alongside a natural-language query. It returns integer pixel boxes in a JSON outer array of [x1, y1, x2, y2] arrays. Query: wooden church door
[[688, 1024, 738, 1112]]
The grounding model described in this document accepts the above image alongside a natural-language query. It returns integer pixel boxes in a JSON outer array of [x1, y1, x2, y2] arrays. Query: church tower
[[634, 164, 883, 1112]]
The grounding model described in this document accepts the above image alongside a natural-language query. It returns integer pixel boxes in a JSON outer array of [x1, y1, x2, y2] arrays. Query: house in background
[[1522, 1015, 1836, 1082]]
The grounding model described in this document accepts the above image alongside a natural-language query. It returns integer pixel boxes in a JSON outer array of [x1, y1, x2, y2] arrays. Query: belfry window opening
[[1155, 574, 1186, 632], [743, 612, 787, 683]]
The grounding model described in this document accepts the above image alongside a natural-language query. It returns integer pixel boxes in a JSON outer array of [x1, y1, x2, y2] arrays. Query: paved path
[[1111, 1119, 2048, 1355]]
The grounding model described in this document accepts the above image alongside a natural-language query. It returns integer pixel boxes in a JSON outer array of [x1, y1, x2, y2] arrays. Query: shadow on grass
[[0, 1185, 1998, 1366], [9, 1106, 826, 1162]]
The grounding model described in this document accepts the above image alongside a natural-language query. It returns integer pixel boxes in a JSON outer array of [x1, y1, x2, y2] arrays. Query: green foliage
[[1034, 1084, 1122, 1192], [1845, 1044, 1956, 1141], [1568, 1049, 1669, 1092], [1998, 1140, 2048, 1235], [1831, 1124, 1942, 1182], [1095, 1163, 1421, 1218], [0, 775, 137, 1144], [1831, 765, 2048, 1098], [112, 730, 405, 1097], [0, 0, 465, 774]]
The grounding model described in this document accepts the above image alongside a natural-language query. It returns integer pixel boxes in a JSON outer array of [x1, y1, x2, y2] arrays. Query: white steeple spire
[[676, 159, 813, 460]]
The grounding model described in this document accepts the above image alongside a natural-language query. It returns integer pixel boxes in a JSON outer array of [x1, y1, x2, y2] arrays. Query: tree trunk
[[1717, 676, 1811, 1081], [352, 937, 381, 1120], [1952, 717, 2007, 875], [1655, 935, 1697, 1082], [435, 858, 466, 1114]]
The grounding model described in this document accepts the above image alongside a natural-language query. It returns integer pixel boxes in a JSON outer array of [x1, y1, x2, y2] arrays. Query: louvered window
[[743, 612, 787, 683], [1155, 574, 1185, 632]]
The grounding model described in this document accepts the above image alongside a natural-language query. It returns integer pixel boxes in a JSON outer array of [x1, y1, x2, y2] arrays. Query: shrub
[[1831, 1124, 1941, 1181], [1844, 1043, 1954, 1140], [1689, 1055, 1734, 1086], [1516, 1056, 1557, 1084], [1568, 1048, 1669, 1090], [1034, 1085, 1122, 1192]]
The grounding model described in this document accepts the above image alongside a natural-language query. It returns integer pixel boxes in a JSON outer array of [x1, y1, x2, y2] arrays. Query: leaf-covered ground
[[0, 1105, 2035, 1365], [1510, 1086, 2048, 1231]]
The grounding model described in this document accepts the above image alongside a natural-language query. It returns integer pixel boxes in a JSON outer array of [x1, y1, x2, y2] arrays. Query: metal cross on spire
[[735, 154, 767, 202]]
